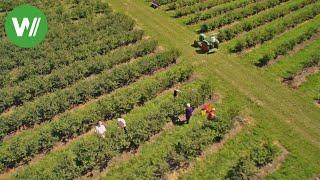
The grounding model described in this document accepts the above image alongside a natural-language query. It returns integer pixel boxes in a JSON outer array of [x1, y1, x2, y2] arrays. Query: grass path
[[107, 0, 320, 178]]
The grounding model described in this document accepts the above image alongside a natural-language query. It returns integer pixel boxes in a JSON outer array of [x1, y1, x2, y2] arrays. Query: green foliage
[[302, 52, 320, 68], [174, 0, 233, 18], [225, 142, 279, 179], [165, 0, 200, 11], [11, 76, 212, 179], [255, 27, 318, 66], [201, 0, 288, 33], [0, 64, 192, 173], [186, 0, 256, 25], [218, 0, 317, 41], [0, 48, 176, 140], [230, 2, 320, 52], [0, 30, 144, 112], [226, 157, 258, 180], [250, 142, 279, 167], [103, 92, 244, 179]]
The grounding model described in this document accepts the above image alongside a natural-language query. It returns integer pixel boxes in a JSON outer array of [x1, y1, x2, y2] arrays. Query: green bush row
[[0, 38, 155, 111], [165, 0, 201, 11], [200, 0, 288, 32], [0, 13, 136, 87], [0, 64, 192, 173], [0, 30, 144, 113], [102, 94, 243, 179], [174, 0, 233, 18], [225, 142, 279, 179], [218, 0, 317, 42], [156, 0, 178, 5], [12, 78, 211, 179], [230, 2, 320, 53], [0, 1, 114, 73], [0, 49, 177, 140], [186, 0, 256, 25], [255, 27, 318, 67], [0, 0, 110, 17]]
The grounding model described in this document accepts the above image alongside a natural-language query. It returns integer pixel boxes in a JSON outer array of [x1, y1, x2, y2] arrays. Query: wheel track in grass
[[108, 0, 320, 149]]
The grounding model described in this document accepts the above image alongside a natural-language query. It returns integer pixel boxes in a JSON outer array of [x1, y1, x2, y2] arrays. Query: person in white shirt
[[95, 121, 106, 138], [117, 118, 127, 134]]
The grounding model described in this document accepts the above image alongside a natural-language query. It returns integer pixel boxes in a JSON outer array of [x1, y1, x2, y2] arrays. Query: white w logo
[[12, 17, 41, 37]]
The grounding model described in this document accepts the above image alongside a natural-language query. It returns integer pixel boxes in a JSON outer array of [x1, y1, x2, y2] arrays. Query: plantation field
[[0, 0, 319, 179]]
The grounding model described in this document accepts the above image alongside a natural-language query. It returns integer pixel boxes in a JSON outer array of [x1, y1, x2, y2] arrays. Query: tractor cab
[[194, 33, 219, 54]]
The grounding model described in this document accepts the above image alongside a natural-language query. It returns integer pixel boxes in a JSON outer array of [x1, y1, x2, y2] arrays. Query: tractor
[[194, 33, 219, 54], [151, 0, 160, 9]]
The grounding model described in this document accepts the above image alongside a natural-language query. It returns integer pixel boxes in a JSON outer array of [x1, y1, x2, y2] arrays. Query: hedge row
[[174, 0, 234, 18], [102, 94, 242, 179], [301, 52, 320, 69], [156, 0, 178, 5], [0, 30, 144, 113], [225, 142, 279, 179], [255, 27, 319, 67], [165, 0, 201, 11], [2, 39, 156, 90], [218, 0, 317, 42], [0, 64, 192, 173], [12, 78, 210, 179], [282, 51, 320, 83], [230, 2, 320, 53], [0, 38, 154, 112], [0, 0, 111, 21], [185, 0, 257, 25], [200, 0, 289, 32], [0, 13, 137, 87], [0, 49, 178, 140]]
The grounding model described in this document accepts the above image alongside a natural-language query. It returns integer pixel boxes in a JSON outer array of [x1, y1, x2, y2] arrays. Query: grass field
[[0, 0, 319, 179]]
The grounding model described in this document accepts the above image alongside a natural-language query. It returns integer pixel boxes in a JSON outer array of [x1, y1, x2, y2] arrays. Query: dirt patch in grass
[[282, 66, 320, 89], [315, 100, 320, 108]]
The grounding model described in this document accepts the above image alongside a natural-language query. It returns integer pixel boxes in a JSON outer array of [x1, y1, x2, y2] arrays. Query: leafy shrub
[[226, 157, 257, 180], [0, 64, 192, 173], [250, 142, 279, 167], [201, 0, 288, 32], [218, 0, 317, 41], [174, 0, 233, 17], [12, 75, 213, 179], [230, 2, 320, 52], [225, 142, 279, 179], [186, 0, 255, 25], [254, 26, 318, 66]]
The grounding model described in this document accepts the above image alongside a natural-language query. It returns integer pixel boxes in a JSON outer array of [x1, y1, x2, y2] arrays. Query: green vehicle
[[194, 33, 219, 54]]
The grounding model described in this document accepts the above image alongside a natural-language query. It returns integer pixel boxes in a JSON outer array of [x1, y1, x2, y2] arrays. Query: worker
[[117, 118, 127, 134], [185, 103, 193, 124], [173, 88, 181, 98], [207, 107, 217, 120], [211, 36, 220, 48], [201, 103, 217, 120], [95, 121, 106, 138]]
